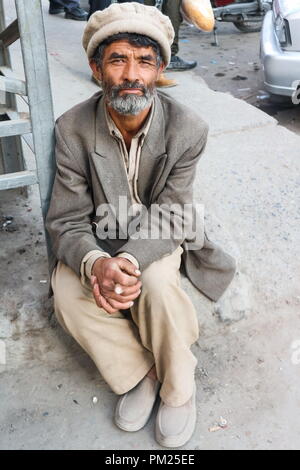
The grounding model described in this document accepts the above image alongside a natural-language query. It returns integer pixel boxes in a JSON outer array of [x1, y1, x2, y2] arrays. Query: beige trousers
[[51, 245, 199, 407]]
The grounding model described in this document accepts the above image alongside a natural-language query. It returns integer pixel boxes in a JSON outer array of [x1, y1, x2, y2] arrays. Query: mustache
[[111, 81, 147, 94], [104, 79, 155, 116]]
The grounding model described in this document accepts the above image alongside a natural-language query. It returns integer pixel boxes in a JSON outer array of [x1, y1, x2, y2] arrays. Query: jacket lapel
[[137, 94, 167, 204], [91, 94, 132, 219]]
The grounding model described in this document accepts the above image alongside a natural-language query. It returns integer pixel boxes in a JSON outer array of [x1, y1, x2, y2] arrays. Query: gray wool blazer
[[46, 90, 236, 302]]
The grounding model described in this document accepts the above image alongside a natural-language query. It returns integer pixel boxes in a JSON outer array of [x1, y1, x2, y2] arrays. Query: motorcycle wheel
[[233, 20, 263, 33]]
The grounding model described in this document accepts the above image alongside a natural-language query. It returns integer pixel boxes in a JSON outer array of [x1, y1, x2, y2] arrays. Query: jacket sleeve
[[45, 122, 108, 276], [114, 125, 209, 271]]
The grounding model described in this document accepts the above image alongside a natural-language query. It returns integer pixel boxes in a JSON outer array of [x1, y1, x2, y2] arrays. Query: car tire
[[268, 93, 296, 107], [233, 20, 263, 33]]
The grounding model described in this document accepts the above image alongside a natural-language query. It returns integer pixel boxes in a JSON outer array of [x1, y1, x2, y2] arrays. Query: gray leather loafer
[[155, 385, 196, 448], [115, 376, 160, 432], [166, 56, 197, 71]]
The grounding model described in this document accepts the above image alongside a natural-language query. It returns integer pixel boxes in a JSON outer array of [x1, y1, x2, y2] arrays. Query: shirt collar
[[104, 97, 155, 142]]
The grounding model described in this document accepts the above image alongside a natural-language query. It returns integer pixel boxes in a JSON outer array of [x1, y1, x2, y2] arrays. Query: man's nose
[[122, 60, 140, 83]]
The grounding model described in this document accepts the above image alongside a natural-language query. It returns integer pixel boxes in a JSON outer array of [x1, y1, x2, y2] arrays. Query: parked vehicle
[[212, 0, 272, 33], [260, 0, 300, 98]]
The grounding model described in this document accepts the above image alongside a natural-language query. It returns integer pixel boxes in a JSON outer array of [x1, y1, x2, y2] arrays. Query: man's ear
[[89, 60, 102, 81], [157, 62, 166, 78]]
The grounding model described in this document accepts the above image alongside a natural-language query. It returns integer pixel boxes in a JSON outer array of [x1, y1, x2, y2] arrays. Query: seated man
[[46, 2, 236, 448]]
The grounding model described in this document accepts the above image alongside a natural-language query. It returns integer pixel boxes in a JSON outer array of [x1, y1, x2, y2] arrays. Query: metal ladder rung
[[0, 75, 26, 95], [0, 117, 31, 137], [0, 18, 19, 48], [0, 66, 27, 98], [0, 170, 37, 190], [4, 108, 34, 152], [1, 106, 21, 120], [0, 65, 21, 78]]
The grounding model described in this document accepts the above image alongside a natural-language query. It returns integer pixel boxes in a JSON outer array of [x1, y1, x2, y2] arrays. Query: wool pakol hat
[[82, 2, 175, 66]]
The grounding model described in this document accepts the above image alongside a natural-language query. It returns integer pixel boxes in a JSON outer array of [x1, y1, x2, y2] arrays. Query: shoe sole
[[49, 9, 64, 14], [64, 13, 87, 21], [166, 66, 197, 72], [115, 413, 153, 432]]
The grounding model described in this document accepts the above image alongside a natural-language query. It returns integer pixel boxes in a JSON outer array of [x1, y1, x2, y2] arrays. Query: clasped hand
[[91, 257, 142, 314]]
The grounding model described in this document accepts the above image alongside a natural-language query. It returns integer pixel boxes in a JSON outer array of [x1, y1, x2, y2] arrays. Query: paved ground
[[0, 0, 300, 450], [178, 18, 300, 136]]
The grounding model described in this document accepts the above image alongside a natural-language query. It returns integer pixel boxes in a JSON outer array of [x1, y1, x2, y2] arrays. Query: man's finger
[[114, 280, 142, 296], [114, 284, 123, 295], [91, 275, 98, 286], [106, 296, 136, 311], [93, 283, 118, 314], [107, 288, 142, 304], [116, 258, 141, 277], [112, 269, 139, 287], [99, 294, 118, 315], [92, 282, 103, 309]]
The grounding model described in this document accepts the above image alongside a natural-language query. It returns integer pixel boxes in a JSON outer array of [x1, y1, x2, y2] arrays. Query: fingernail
[[135, 269, 141, 275], [115, 286, 123, 294], [129, 301, 134, 307]]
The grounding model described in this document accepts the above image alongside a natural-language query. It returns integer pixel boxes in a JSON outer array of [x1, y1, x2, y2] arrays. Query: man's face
[[90, 40, 164, 116]]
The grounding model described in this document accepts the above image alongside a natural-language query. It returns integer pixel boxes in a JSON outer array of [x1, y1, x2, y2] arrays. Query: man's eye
[[112, 59, 124, 63]]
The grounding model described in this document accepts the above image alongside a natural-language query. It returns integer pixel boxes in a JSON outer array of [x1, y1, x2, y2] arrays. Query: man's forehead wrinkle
[[104, 41, 156, 58]]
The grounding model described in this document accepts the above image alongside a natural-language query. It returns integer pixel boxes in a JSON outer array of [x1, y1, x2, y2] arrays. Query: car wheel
[[268, 93, 297, 107], [233, 20, 262, 33]]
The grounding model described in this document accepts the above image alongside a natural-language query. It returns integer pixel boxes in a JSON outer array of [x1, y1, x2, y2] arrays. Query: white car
[[260, 0, 300, 99]]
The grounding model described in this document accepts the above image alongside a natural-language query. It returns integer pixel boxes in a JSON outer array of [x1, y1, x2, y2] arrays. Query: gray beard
[[103, 81, 155, 116]]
